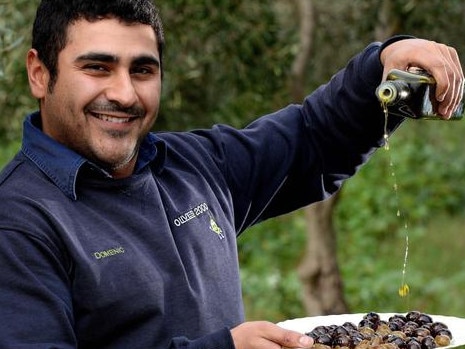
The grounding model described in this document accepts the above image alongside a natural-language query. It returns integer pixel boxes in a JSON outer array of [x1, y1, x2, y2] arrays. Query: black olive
[[406, 338, 422, 349], [422, 323, 433, 333], [421, 335, 437, 349], [414, 327, 431, 338], [403, 322, 419, 337], [305, 331, 318, 339], [307, 325, 333, 340], [359, 319, 376, 330], [342, 322, 357, 331], [386, 334, 407, 349], [431, 322, 447, 331], [334, 326, 349, 336], [333, 334, 351, 347], [364, 312, 381, 323], [417, 314, 433, 326], [328, 324, 338, 332], [316, 334, 333, 346], [406, 311, 422, 322], [388, 320, 404, 331], [404, 321, 420, 329], [435, 328, 452, 339], [349, 331, 364, 347], [390, 314, 408, 323], [313, 326, 330, 336], [430, 323, 451, 338]]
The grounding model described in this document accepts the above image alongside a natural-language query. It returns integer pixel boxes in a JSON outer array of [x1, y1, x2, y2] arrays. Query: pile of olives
[[306, 311, 453, 349]]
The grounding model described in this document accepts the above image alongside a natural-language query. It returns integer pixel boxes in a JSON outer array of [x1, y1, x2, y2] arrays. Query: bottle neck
[[376, 80, 411, 106]]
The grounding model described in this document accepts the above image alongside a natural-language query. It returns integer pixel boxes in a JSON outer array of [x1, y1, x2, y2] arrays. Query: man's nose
[[105, 71, 138, 107]]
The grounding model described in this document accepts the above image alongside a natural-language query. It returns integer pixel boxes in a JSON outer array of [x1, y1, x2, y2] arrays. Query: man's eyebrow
[[75, 52, 118, 63], [132, 55, 160, 68], [74, 52, 160, 67]]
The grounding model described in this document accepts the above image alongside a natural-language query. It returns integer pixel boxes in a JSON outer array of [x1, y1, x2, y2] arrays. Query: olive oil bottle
[[376, 68, 463, 120]]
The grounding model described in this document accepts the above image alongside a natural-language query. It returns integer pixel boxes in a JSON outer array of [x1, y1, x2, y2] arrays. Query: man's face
[[30, 18, 162, 178]]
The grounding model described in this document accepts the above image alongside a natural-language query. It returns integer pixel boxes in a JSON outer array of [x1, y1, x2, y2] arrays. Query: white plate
[[278, 313, 465, 348]]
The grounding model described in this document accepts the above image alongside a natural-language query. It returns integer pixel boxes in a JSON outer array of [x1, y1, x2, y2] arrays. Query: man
[[0, 0, 462, 348]]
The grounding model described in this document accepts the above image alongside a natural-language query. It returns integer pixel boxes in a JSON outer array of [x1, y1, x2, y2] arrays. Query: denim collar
[[21, 112, 164, 200]]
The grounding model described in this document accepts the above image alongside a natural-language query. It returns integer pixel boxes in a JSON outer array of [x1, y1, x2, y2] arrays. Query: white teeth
[[94, 113, 131, 123]]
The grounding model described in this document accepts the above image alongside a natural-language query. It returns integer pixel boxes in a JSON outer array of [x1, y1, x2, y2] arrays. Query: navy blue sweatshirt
[[0, 42, 402, 348]]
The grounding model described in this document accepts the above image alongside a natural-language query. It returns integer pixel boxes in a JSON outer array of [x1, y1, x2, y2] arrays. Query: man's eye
[[132, 67, 154, 75], [83, 64, 108, 72]]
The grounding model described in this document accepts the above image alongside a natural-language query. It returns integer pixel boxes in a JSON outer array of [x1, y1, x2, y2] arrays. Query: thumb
[[276, 329, 314, 348]]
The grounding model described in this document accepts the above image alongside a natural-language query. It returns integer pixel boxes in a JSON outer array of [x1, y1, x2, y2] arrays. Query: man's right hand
[[230, 321, 313, 349]]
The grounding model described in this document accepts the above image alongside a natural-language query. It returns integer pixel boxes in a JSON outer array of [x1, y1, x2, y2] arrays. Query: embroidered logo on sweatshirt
[[208, 212, 225, 240], [173, 202, 225, 240], [173, 202, 209, 227]]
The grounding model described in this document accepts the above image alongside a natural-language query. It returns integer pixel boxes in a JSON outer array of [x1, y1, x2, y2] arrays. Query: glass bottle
[[375, 68, 463, 120]]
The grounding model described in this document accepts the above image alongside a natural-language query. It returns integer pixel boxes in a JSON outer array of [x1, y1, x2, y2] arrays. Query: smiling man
[[0, 1, 463, 349]]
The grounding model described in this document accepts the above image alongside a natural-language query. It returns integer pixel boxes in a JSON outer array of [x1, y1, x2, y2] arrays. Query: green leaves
[[157, 0, 295, 130], [0, 0, 39, 142], [336, 120, 465, 314]]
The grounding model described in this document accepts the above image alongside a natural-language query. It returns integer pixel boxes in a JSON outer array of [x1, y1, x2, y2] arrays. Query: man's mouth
[[91, 112, 133, 124]]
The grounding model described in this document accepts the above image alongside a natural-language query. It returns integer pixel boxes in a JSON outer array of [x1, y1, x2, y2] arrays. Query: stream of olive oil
[[381, 103, 410, 302]]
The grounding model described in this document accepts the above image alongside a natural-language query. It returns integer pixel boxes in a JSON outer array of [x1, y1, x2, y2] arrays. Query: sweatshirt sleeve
[[190, 41, 405, 232], [261, 41, 403, 218]]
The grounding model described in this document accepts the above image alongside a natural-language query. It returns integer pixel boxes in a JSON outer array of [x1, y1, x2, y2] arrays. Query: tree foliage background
[[2, 0, 465, 322]]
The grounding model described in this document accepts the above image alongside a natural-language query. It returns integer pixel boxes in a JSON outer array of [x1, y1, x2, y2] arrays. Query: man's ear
[[26, 49, 50, 98]]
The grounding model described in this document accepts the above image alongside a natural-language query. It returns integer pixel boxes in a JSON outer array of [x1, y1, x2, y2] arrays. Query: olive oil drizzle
[[382, 103, 410, 300]]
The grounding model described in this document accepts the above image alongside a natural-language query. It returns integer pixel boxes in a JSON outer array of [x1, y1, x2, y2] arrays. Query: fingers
[[231, 321, 314, 349], [426, 42, 463, 117], [380, 38, 464, 118], [437, 44, 464, 117]]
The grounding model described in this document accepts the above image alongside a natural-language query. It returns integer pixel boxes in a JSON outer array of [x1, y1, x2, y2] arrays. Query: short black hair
[[32, 0, 165, 91]]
